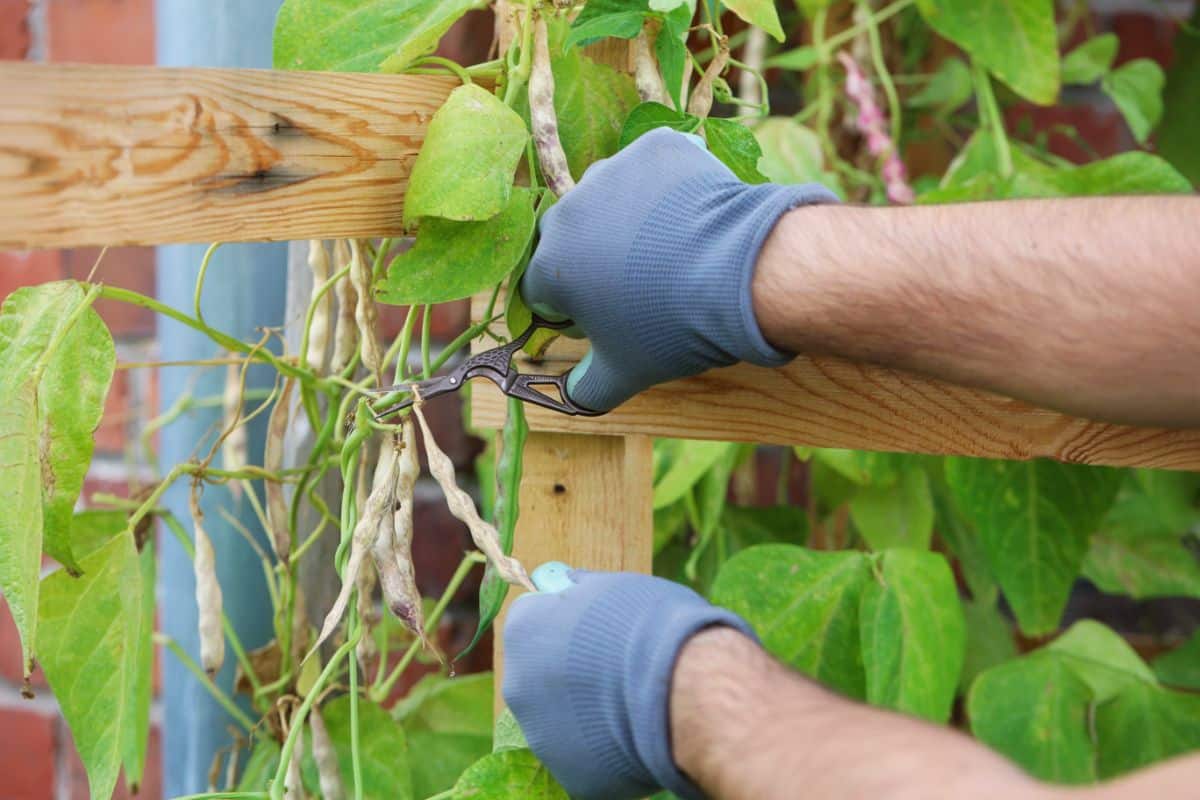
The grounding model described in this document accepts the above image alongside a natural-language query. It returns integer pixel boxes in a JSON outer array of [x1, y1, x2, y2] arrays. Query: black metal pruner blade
[[368, 315, 604, 420]]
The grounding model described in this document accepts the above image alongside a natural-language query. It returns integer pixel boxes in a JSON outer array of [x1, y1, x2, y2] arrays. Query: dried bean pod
[[413, 395, 534, 591], [355, 557, 379, 673], [371, 419, 423, 638], [634, 19, 669, 104], [189, 489, 225, 676], [310, 706, 346, 800], [530, 16, 576, 197], [348, 239, 383, 376], [331, 240, 360, 374], [220, 360, 246, 501], [264, 377, 296, 563], [313, 436, 400, 654], [687, 44, 730, 119], [306, 240, 333, 373]]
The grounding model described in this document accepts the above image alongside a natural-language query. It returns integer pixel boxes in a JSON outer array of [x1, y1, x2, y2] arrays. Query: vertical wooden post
[[490, 3, 646, 715], [494, 432, 654, 715]]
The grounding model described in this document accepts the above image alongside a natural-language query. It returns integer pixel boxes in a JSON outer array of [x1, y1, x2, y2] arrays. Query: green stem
[[502, 0, 536, 107], [370, 553, 486, 703], [861, 0, 903, 153], [156, 634, 256, 731], [98, 286, 309, 382], [349, 628, 364, 800], [269, 633, 361, 800], [420, 304, 433, 380], [193, 242, 223, 328], [391, 304, 420, 383], [973, 61, 1012, 177], [822, 0, 916, 55], [409, 56, 473, 85]]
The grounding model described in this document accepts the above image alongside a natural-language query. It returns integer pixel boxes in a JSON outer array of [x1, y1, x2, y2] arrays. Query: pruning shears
[[369, 315, 604, 420]]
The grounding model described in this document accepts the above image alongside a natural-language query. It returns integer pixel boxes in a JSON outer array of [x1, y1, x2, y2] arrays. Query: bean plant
[[1, 1, 1197, 799]]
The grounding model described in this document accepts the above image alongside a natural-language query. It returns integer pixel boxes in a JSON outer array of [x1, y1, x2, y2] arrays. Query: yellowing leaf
[[403, 84, 529, 224], [40, 301, 116, 574], [0, 281, 104, 678], [38, 533, 144, 800]]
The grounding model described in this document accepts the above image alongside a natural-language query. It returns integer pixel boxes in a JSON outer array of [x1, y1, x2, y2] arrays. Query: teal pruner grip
[[531, 561, 575, 594]]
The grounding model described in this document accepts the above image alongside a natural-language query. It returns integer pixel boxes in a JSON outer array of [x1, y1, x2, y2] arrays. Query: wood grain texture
[[471, 298, 1200, 471], [0, 62, 460, 248], [492, 431, 654, 716]]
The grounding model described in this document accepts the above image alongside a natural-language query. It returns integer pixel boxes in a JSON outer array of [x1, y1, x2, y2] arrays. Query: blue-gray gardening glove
[[522, 127, 838, 412], [502, 567, 758, 800]]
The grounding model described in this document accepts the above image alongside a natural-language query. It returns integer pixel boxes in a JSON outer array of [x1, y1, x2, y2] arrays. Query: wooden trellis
[[3, 60, 1197, 711]]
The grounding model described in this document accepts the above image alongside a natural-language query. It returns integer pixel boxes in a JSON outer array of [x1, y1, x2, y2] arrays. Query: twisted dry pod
[[306, 240, 333, 373], [330, 239, 360, 374], [371, 418, 424, 639], [530, 16, 575, 197], [189, 488, 225, 676], [313, 435, 400, 654], [348, 239, 383, 376], [264, 376, 296, 563], [687, 43, 730, 119], [413, 395, 534, 591]]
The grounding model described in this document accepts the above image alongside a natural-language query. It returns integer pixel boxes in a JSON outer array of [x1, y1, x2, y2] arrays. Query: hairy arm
[[670, 627, 1200, 800], [752, 197, 1200, 428]]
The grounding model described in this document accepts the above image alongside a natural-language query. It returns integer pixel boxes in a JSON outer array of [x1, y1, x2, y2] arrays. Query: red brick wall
[[0, 2, 1188, 798]]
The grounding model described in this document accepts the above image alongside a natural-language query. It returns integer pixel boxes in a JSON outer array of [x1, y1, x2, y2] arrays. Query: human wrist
[[669, 627, 776, 792]]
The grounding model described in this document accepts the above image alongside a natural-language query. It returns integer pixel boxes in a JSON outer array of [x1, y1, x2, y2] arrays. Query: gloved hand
[[522, 127, 838, 412], [502, 568, 758, 800]]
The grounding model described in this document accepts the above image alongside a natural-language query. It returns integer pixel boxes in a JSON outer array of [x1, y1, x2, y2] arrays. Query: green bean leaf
[[849, 466, 935, 551], [1101, 58, 1166, 144], [380, 188, 536, 305], [860, 550, 965, 722], [451, 749, 568, 799], [565, 0, 649, 50], [712, 545, 871, 698], [916, 0, 1059, 105], [1095, 682, 1200, 779], [945, 458, 1122, 635], [704, 118, 769, 184], [312, 695, 414, 800], [1045, 620, 1156, 703], [653, 440, 736, 509], [1154, 630, 1200, 691], [968, 651, 1097, 783], [397, 673, 493, 798], [619, 102, 701, 148], [493, 708, 529, 753], [273, 0, 487, 73], [722, 0, 784, 41], [1061, 34, 1118, 85], [403, 83, 529, 224]]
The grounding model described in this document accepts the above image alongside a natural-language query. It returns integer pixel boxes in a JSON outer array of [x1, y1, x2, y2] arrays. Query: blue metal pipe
[[155, 2, 286, 794]]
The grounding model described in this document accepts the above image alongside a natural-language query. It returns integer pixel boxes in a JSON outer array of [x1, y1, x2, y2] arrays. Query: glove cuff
[[732, 182, 841, 368]]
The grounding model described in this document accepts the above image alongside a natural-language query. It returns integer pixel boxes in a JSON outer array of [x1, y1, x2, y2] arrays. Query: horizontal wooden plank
[[470, 300, 1200, 471], [0, 63, 460, 248]]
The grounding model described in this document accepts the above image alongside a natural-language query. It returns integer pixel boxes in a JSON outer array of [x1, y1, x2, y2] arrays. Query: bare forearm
[[670, 628, 1053, 800], [752, 198, 1200, 428]]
